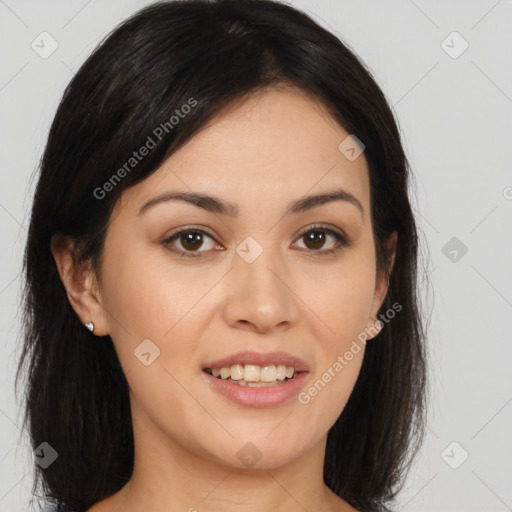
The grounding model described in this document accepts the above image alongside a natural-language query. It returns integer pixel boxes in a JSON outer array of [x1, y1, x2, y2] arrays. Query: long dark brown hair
[[16, 1, 429, 511]]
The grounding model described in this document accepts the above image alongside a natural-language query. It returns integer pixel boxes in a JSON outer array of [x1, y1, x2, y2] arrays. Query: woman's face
[[89, 87, 392, 469]]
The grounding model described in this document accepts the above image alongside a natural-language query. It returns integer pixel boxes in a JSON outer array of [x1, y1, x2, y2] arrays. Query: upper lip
[[203, 350, 309, 373]]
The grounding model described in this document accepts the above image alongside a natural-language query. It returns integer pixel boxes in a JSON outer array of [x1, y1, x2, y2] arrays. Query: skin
[[52, 86, 397, 512]]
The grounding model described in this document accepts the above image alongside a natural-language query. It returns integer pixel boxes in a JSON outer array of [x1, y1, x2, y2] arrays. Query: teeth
[[276, 364, 287, 380], [230, 364, 244, 381], [225, 377, 281, 387], [207, 364, 297, 383], [244, 364, 260, 382], [260, 365, 276, 383]]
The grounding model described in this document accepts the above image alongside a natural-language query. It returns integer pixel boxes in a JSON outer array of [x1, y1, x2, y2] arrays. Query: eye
[[162, 224, 348, 258], [162, 227, 220, 258], [292, 224, 348, 256]]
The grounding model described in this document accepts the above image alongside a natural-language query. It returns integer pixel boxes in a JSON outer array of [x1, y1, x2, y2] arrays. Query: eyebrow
[[138, 187, 364, 218]]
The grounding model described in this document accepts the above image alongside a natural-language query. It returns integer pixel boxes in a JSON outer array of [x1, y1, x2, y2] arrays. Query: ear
[[366, 231, 398, 340], [50, 234, 110, 336]]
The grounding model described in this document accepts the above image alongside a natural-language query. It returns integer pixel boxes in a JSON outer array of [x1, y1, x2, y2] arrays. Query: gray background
[[1, 0, 511, 511]]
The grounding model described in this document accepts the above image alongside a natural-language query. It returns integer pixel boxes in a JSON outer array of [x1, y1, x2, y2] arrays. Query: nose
[[221, 245, 300, 334]]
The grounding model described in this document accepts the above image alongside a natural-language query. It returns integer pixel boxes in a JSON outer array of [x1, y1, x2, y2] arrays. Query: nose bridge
[[235, 235, 287, 300], [222, 234, 299, 331]]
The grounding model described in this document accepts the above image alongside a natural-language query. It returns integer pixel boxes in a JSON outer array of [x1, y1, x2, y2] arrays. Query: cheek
[[302, 253, 377, 343], [330, 274, 375, 338], [302, 350, 364, 439], [100, 250, 203, 415], [297, 268, 371, 429], [99, 246, 218, 391], [100, 245, 209, 340], [295, 250, 374, 420]]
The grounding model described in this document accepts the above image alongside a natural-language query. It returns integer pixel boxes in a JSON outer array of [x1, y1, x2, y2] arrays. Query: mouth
[[202, 367, 309, 408], [201, 351, 310, 407], [203, 364, 304, 387]]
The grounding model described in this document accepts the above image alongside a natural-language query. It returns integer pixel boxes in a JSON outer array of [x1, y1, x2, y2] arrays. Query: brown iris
[[303, 230, 326, 250], [180, 231, 204, 251]]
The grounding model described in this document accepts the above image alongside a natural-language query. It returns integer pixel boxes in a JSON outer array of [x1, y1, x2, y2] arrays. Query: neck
[[91, 402, 351, 512]]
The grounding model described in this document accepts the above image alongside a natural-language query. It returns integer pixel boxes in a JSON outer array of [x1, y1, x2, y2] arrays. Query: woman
[[16, 1, 428, 511]]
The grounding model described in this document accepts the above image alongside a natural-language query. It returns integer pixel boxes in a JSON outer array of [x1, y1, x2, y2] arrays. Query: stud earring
[[84, 321, 94, 333]]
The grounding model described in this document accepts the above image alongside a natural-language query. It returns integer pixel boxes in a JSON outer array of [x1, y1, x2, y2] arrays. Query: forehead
[[118, 87, 371, 218]]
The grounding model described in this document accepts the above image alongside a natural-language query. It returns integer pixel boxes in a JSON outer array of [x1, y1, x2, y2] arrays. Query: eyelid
[[163, 225, 218, 244], [293, 223, 347, 243]]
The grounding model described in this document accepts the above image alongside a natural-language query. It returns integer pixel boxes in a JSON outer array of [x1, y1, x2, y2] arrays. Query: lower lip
[[202, 371, 309, 408]]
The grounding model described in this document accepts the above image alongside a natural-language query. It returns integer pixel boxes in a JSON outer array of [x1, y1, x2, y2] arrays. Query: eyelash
[[162, 224, 348, 258]]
